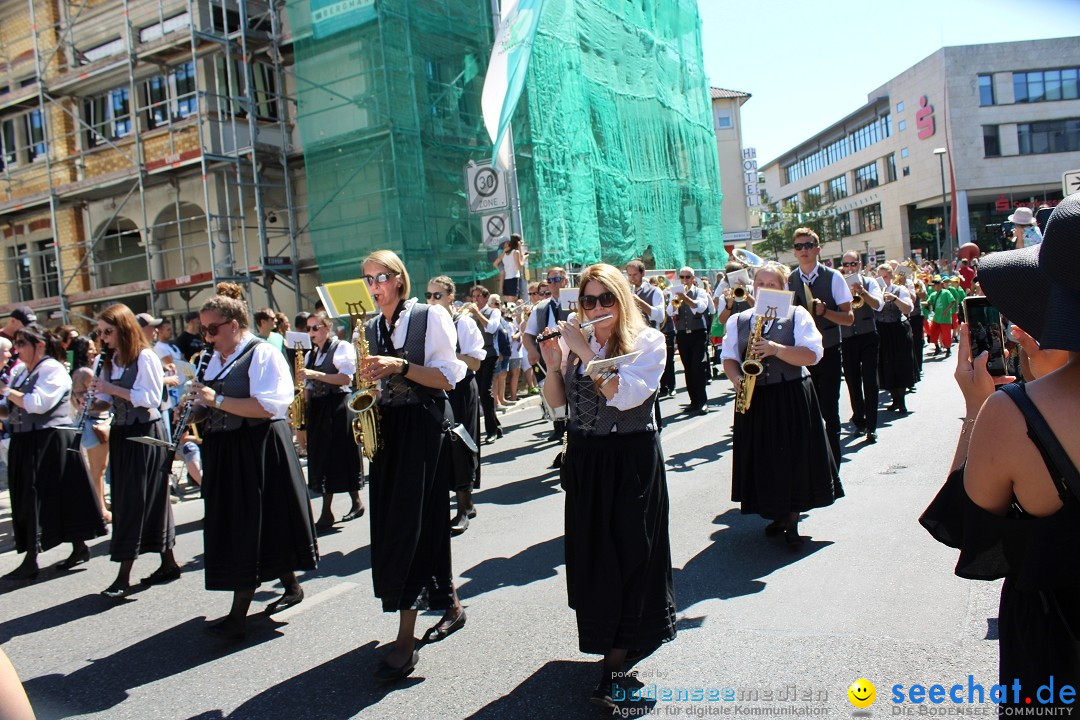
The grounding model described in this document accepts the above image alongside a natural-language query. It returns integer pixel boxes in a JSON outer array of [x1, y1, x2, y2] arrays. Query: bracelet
[[959, 417, 977, 432], [599, 372, 618, 390]]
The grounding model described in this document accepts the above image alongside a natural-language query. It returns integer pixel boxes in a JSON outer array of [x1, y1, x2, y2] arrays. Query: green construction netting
[[286, 0, 726, 287]]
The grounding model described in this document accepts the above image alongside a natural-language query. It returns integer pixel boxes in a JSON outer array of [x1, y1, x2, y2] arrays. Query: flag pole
[[488, 0, 524, 240]]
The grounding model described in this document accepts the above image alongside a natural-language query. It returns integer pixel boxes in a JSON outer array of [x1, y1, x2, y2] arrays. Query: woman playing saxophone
[[720, 261, 842, 547]]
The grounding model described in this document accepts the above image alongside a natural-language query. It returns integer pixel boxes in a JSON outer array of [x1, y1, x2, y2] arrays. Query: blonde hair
[[362, 249, 410, 299], [576, 263, 645, 360], [756, 261, 791, 285], [792, 227, 819, 244]]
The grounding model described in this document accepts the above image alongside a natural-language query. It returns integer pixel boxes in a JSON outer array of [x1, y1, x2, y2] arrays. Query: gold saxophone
[[734, 312, 771, 415], [288, 341, 305, 429], [347, 318, 380, 460]]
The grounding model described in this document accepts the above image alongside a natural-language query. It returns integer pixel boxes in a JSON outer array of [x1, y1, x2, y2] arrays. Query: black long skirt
[[563, 431, 677, 655], [731, 377, 842, 519], [448, 373, 481, 490], [369, 401, 454, 613], [109, 420, 175, 561], [306, 393, 362, 494], [202, 420, 318, 591], [8, 428, 106, 554], [878, 320, 915, 389]]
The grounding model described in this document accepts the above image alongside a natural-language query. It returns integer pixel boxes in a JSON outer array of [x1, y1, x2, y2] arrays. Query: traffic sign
[[465, 161, 508, 214], [481, 212, 510, 249], [1063, 169, 1080, 197]]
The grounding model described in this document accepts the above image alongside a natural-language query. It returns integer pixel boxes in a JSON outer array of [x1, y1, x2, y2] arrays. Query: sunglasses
[[425, 291, 444, 300], [793, 242, 818, 251], [538, 290, 552, 297], [679, 274, 693, 280], [101, 326, 116, 337], [307, 325, 322, 332], [580, 291, 617, 311], [363, 272, 399, 285], [546, 276, 564, 283], [841, 261, 859, 267], [202, 320, 234, 337], [528, 291, 540, 296]]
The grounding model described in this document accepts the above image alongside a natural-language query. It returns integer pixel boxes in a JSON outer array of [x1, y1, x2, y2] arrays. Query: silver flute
[[538, 314, 614, 341]]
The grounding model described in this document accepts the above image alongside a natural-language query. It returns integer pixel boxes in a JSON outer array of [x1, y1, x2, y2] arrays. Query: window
[[1014, 67, 1080, 103], [715, 110, 732, 130], [978, 75, 995, 106], [1017, 118, 1080, 155], [146, 76, 170, 128], [854, 161, 878, 194], [898, 119, 906, 132], [885, 154, 897, 183], [827, 175, 847, 202], [24, 110, 45, 161], [8, 245, 34, 302], [251, 63, 278, 120], [896, 101, 905, 113], [145, 62, 197, 129], [84, 87, 131, 146], [139, 12, 190, 42], [831, 212, 852, 238], [900, 146, 909, 158], [6, 240, 57, 301], [805, 185, 821, 204], [214, 59, 278, 120], [858, 204, 882, 234], [783, 194, 799, 211], [1, 119, 16, 170], [174, 62, 197, 118], [36, 240, 59, 298], [902, 166, 910, 177], [781, 113, 891, 185], [983, 125, 1001, 157], [79, 38, 124, 64], [110, 88, 131, 137]]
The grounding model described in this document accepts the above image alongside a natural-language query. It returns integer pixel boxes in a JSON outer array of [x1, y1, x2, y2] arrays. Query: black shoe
[[341, 505, 365, 522], [849, 417, 866, 433], [550, 452, 563, 469], [141, 564, 181, 586], [784, 528, 804, 548], [56, 547, 91, 571], [945, 349, 952, 358], [315, 515, 335, 533], [101, 582, 130, 599], [546, 431, 562, 443], [590, 672, 618, 709], [450, 513, 470, 535], [373, 650, 419, 683], [420, 608, 466, 645], [265, 586, 304, 615], [866, 432, 878, 444], [764, 520, 785, 537]]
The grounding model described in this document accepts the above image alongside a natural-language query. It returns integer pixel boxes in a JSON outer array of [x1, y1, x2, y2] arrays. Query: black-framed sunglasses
[[538, 290, 552, 297], [202, 320, 234, 337], [306, 324, 322, 332], [363, 272, 399, 285], [425, 291, 444, 300], [580, 291, 617, 311], [841, 261, 859, 267], [793, 242, 818, 251], [678, 274, 693, 280], [546, 275, 564, 283]]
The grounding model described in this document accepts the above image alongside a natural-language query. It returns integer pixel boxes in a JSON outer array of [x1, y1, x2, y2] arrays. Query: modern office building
[[710, 87, 761, 250], [760, 37, 1080, 265]]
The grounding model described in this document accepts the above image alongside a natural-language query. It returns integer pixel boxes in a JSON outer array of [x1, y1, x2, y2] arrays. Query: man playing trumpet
[[839, 251, 884, 443], [667, 267, 710, 415]]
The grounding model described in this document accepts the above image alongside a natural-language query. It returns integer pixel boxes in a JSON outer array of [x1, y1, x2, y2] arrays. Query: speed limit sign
[[465, 161, 508, 214]]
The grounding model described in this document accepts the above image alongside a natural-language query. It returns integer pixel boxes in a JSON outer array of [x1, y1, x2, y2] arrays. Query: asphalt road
[[0, 349, 1000, 719]]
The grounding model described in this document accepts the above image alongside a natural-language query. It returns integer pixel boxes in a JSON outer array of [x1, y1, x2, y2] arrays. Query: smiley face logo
[[848, 678, 876, 708]]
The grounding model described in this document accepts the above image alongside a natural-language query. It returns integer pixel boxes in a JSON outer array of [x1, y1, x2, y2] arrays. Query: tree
[[754, 190, 836, 260]]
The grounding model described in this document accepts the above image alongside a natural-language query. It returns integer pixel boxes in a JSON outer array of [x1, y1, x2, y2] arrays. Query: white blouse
[[11, 357, 71, 416], [203, 333, 293, 419], [456, 314, 487, 361], [720, 305, 824, 365], [107, 348, 164, 410], [379, 299, 467, 388], [552, 326, 666, 412], [305, 337, 357, 390]]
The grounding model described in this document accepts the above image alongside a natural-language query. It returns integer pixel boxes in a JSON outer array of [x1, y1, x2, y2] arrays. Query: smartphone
[[964, 296, 1006, 376]]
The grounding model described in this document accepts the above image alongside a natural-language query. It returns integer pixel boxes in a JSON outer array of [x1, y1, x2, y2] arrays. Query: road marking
[[271, 581, 359, 621]]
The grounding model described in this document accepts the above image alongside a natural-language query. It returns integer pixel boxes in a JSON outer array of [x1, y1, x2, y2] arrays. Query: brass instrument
[[348, 318, 380, 460], [735, 309, 774, 414], [847, 273, 866, 310], [287, 341, 305, 430], [732, 285, 748, 301]]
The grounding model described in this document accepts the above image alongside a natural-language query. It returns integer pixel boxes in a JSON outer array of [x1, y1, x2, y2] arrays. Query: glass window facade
[[1017, 119, 1080, 154], [1014, 67, 1080, 103], [854, 161, 879, 194], [983, 125, 1001, 157], [858, 204, 882, 233], [885, 154, 897, 183], [827, 175, 847, 202], [978, 75, 995, 106], [782, 113, 891, 185]]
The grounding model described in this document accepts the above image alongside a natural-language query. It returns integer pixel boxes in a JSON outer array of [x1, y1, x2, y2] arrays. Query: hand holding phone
[[963, 296, 1006, 377]]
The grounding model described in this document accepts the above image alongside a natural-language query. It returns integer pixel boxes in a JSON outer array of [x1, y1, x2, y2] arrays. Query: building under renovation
[[0, 0, 723, 323]]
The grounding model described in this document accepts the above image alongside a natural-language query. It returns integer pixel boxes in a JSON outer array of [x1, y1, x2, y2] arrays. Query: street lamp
[[933, 147, 949, 266]]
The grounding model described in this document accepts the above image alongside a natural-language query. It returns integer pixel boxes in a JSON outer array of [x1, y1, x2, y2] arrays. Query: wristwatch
[[213, 393, 225, 408], [400, 359, 410, 377]]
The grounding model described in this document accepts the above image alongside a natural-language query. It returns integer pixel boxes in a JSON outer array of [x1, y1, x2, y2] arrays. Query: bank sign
[[311, 0, 376, 38]]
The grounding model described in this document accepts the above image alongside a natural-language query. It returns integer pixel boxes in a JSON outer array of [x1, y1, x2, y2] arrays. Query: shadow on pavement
[[674, 510, 833, 611], [24, 616, 285, 718], [471, 469, 561, 507], [465, 659, 601, 719], [456, 536, 562, 601], [0, 593, 115, 642], [181, 641, 411, 720], [667, 435, 733, 473]]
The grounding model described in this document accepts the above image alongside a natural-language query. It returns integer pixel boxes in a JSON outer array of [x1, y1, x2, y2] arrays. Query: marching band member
[[723, 262, 842, 546], [189, 288, 318, 640], [839, 251, 884, 443], [70, 335, 111, 523], [427, 276, 484, 534], [94, 304, 179, 599], [1, 325, 105, 581], [787, 228, 854, 465], [303, 311, 363, 532], [539, 263, 676, 709], [875, 265, 916, 414], [360, 250, 467, 683], [666, 267, 710, 414]]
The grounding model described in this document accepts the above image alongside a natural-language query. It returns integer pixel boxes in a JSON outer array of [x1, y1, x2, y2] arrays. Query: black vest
[[307, 338, 348, 398], [876, 285, 907, 324], [736, 311, 809, 385], [477, 307, 496, 358], [788, 265, 843, 349], [675, 287, 707, 333], [111, 352, 161, 425], [532, 297, 561, 332], [203, 339, 269, 433], [842, 282, 878, 340], [7, 359, 71, 433], [563, 350, 656, 435], [365, 304, 446, 407], [633, 284, 662, 328]]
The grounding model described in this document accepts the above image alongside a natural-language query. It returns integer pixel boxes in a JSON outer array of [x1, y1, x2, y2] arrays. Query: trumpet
[[846, 274, 866, 309], [732, 285, 748, 301], [348, 318, 380, 460]]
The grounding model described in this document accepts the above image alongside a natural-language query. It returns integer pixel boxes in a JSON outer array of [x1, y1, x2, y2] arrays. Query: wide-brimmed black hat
[[979, 192, 1080, 351]]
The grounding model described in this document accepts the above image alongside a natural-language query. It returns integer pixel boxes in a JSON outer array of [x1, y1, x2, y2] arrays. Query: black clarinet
[[67, 349, 111, 449], [167, 346, 213, 451]]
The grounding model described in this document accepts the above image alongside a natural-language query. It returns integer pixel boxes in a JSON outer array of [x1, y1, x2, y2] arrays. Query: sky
[[697, 0, 1080, 165]]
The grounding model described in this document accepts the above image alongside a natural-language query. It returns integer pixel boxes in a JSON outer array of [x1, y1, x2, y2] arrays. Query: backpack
[[494, 319, 512, 359]]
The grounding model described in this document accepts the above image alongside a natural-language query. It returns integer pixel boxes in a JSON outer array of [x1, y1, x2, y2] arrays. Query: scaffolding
[[0, 0, 308, 322]]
